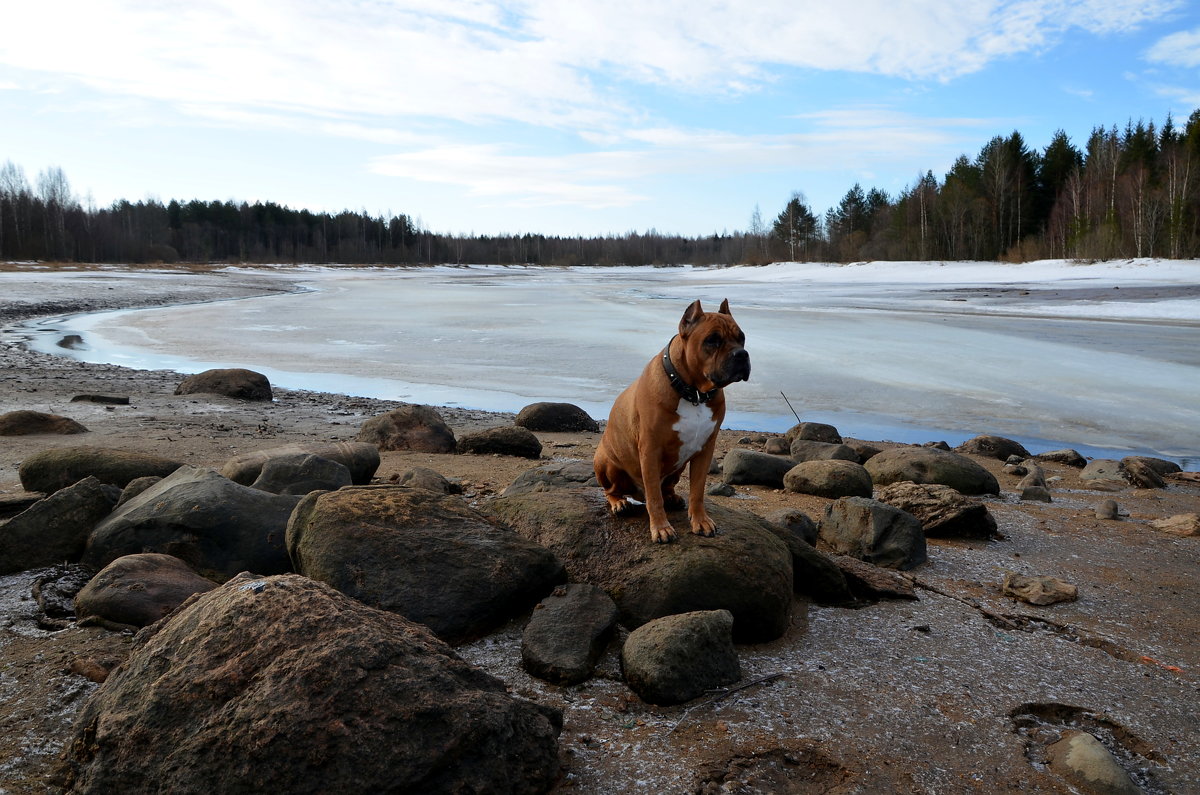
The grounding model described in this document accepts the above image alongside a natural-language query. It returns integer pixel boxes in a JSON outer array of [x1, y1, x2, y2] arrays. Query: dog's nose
[[731, 348, 750, 380]]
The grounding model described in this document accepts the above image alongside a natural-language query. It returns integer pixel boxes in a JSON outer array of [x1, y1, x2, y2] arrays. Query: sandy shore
[[2, 265, 1199, 793]]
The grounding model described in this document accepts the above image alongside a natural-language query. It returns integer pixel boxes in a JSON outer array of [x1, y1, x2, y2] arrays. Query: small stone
[[1020, 485, 1052, 503], [1149, 513, 1200, 537], [1045, 730, 1141, 795], [706, 482, 735, 497], [1095, 500, 1120, 520], [1002, 573, 1078, 605]]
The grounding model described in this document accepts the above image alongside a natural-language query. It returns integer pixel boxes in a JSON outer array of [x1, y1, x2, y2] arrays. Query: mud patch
[[1010, 702, 1167, 793], [694, 741, 855, 794]]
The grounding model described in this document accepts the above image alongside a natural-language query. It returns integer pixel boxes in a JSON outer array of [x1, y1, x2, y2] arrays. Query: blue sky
[[2, 0, 1198, 237]]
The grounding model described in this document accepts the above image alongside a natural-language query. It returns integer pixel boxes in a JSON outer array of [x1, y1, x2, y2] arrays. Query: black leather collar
[[661, 336, 718, 405]]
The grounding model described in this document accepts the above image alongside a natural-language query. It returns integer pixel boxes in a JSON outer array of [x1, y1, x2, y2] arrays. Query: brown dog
[[593, 299, 750, 542]]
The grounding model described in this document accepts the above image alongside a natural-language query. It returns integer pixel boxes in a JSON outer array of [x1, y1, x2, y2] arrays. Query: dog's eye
[[704, 333, 722, 348]]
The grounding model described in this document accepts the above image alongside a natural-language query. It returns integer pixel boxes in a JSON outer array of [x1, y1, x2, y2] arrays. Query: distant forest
[[3, 110, 1199, 266]]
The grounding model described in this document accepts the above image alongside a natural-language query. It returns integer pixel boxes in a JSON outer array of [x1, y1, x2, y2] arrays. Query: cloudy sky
[[2, 0, 1197, 237]]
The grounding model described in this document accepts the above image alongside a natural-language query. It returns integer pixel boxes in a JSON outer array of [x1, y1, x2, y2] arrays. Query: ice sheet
[[16, 260, 1200, 466]]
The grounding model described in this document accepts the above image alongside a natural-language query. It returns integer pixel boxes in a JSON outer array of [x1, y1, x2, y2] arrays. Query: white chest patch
[[672, 402, 717, 470]]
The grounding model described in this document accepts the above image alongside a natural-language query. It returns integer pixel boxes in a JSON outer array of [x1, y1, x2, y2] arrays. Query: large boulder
[[174, 367, 272, 401], [249, 453, 353, 495], [286, 485, 564, 644], [74, 553, 217, 628], [875, 481, 998, 539], [1080, 459, 1123, 482], [56, 573, 562, 794], [765, 508, 818, 546], [356, 405, 456, 453], [521, 584, 618, 686], [1121, 456, 1182, 477], [864, 446, 999, 496], [621, 610, 740, 706], [0, 476, 119, 574], [0, 409, 87, 436], [819, 497, 927, 571], [955, 435, 1030, 461], [457, 426, 543, 459], [487, 490, 792, 642], [84, 466, 301, 581], [18, 446, 184, 495], [783, 460, 873, 499], [515, 402, 599, 432], [220, 442, 379, 487], [720, 449, 794, 488], [760, 521, 854, 605]]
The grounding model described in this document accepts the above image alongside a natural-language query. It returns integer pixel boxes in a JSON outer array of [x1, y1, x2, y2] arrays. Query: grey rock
[[396, 466, 454, 494], [785, 422, 842, 445], [1036, 448, 1087, 468], [487, 491, 793, 642], [287, 485, 564, 644], [763, 437, 790, 455], [1081, 459, 1124, 482], [864, 446, 999, 495], [457, 426, 543, 459], [760, 522, 854, 605], [249, 452, 353, 495], [356, 404, 456, 453], [117, 476, 162, 507], [819, 497, 927, 571], [720, 449, 793, 488], [783, 460, 873, 499], [174, 368, 272, 401], [844, 441, 883, 462], [0, 476, 120, 574], [75, 553, 217, 628], [221, 442, 380, 486], [788, 439, 860, 463], [515, 402, 599, 432], [1020, 485, 1053, 503], [521, 584, 618, 685], [32, 564, 95, 620], [0, 409, 87, 436], [1095, 499, 1120, 520], [765, 508, 818, 546], [706, 481, 736, 497], [621, 610, 740, 706], [84, 466, 301, 582], [56, 573, 562, 794], [19, 445, 183, 494], [955, 434, 1031, 461]]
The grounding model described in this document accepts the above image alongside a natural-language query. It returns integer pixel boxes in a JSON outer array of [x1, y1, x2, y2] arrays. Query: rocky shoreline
[[1, 268, 1199, 793]]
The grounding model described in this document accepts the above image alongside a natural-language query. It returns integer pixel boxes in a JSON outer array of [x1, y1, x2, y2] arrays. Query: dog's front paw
[[650, 521, 678, 544], [690, 514, 717, 537]]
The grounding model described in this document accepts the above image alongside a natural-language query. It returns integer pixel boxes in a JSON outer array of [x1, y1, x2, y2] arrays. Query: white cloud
[[1146, 27, 1200, 68], [369, 109, 989, 208], [0, 0, 1183, 134]]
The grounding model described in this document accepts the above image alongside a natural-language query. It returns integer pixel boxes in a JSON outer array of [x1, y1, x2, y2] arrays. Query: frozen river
[[16, 260, 1200, 467]]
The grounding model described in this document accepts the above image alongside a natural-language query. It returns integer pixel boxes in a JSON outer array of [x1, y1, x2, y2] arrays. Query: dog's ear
[[718, 298, 731, 315], [680, 300, 704, 336]]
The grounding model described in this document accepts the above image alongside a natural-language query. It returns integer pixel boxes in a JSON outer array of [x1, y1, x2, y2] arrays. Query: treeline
[[3, 109, 1200, 266], [0, 163, 758, 266], [774, 110, 1200, 262]]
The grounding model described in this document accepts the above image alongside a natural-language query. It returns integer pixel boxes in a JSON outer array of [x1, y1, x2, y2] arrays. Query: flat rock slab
[[487, 489, 793, 643]]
